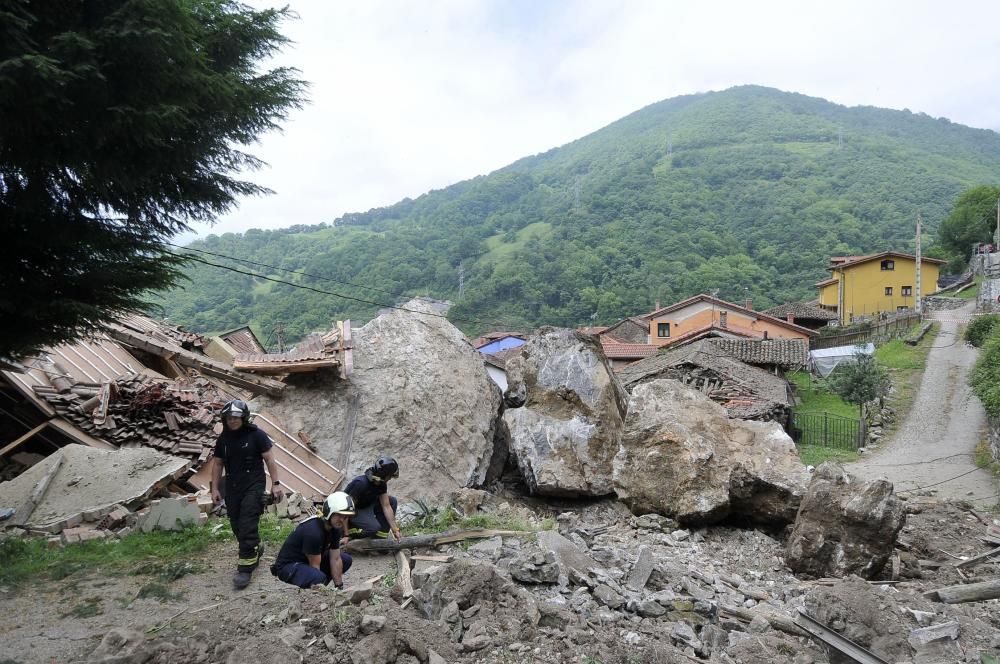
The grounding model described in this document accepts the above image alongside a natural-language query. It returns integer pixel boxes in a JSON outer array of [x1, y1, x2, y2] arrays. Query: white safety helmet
[[320, 491, 356, 520]]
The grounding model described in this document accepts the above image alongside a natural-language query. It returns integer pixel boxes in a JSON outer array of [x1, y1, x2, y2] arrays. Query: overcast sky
[[187, 0, 1000, 240]]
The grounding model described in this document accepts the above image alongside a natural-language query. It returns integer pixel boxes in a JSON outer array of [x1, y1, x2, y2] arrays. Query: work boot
[[250, 543, 264, 571], [233, 570, 252, 589]]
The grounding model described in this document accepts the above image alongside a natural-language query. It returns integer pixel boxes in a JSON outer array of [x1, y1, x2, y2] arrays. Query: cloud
[[186, 0, 1000, 240]]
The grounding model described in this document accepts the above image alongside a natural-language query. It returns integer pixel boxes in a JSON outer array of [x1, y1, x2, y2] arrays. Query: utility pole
[[994, 197, 999, 247], [915, 213, 922, 316], [275, 320, 285, 353]]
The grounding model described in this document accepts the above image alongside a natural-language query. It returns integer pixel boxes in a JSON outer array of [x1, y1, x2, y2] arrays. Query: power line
[[167, 242, 599, 329], [897, 466, 987, 493], [166, 241, 405, 299], [170, 251, 537, 330]]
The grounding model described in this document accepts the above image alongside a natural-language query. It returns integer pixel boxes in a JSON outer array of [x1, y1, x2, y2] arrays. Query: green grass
[[954, 276, 982, 300], [974, 441, 1000, 477], [787, 371, 857, 419], [407, 499, 551, 535], [797, 445, 859, 466], [0, 515, 292, 588], [874, 323, 938, 370], [481, 222, 553, 262]]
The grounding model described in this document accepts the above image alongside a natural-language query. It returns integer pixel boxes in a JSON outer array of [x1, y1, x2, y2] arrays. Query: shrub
[[970, 330, 1000, 418], [965, 314, 1000, 347]]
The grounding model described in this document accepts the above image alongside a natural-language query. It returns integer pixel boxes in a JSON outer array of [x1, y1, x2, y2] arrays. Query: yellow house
[[815, 252, 945, 324]]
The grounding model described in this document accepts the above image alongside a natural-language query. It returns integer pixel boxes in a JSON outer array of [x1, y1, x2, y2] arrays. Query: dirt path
[[0, 539, 400, 664], [846, 301, 998, 503]]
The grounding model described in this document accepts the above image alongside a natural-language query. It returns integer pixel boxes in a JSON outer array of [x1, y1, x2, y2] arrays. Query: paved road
[[846, 301, 998, 504]]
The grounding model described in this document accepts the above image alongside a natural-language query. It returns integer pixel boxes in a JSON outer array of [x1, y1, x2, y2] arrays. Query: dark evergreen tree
[[0, 0, 306, 358]]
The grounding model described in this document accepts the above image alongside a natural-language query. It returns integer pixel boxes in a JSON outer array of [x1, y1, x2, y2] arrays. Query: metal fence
[[789, 411, 864, 450], [810, 312, 922, 351]]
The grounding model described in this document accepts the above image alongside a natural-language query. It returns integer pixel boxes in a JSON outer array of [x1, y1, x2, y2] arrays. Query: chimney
[[763, 331, 769, 340], [745, 298, 753, 310], [655, 300, 661, 311], [786, 313, 795, 324]]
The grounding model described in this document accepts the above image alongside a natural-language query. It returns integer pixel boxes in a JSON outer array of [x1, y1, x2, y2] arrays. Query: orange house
[[646, 294, 817, 348]]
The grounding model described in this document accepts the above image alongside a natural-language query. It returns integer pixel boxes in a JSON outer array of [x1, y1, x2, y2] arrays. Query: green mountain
[[158, 85, 1000, 343]]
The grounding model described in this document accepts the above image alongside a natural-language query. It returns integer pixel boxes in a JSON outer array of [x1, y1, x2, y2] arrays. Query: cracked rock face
[[785, 462, 906, 579], [257, 299, 505, 504], [503, 328, 627, 497], [613, 379, 809, 526]]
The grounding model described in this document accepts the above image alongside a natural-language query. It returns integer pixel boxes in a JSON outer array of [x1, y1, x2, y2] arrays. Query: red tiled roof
[[815, 277, 838, 287], [220, 326, 265, 355], [600, 339, 659, 359]]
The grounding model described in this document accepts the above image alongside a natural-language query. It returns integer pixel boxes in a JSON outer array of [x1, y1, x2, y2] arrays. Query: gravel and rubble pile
[[68, 496, 1000, 664]]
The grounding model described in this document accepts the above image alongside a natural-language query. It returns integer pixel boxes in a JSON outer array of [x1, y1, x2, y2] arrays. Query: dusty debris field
[[2, 496, 1000, 664]]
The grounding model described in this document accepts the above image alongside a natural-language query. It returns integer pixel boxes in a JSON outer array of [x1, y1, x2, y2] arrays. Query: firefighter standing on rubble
[[210, 399, 284, 589]]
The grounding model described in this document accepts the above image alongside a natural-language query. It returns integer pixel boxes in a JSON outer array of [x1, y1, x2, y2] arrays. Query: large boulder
[[503, 328, 627, 496], [613, 379, 808, 526], [256, 299, 505, 504], [785, 462, 905, 579]]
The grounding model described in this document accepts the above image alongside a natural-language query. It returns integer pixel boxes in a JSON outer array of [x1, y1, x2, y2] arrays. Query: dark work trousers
[[275, 553, 353, 589], [226, 481, 265, 571], [349, 496, 398, 537]]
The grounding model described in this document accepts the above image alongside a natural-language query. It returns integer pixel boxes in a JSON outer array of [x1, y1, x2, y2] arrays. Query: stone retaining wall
[[923, 296, 969, 312]]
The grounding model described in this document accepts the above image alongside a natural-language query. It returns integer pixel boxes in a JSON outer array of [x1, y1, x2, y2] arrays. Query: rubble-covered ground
[[2, 494, 999, 664]]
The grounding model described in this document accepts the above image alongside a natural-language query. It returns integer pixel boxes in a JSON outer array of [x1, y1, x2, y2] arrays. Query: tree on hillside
[[0, 0, 306, 358], [937, 185, 1000, 259], [827, 351, 890, 420]]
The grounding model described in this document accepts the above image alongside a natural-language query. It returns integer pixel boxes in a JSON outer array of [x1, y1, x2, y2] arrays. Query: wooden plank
[[0, 421, 49, 458], [232, 358, 339, 374], [925, 579, 1000, 604], [412, 555, 454, 563], [11, 456, 64, 526], [104, 325, 285, 395], [955, 546, 1000, 570], [719, 603, 807, 638]]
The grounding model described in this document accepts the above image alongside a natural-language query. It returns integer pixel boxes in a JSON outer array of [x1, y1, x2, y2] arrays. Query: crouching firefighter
[[346, 456, 401, 540], [271, 491, 355, 589], [210, 399, 284, 589]]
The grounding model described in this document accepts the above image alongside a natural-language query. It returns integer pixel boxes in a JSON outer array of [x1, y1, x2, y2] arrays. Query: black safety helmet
[[220, 399, 251, 426], [368, 455, 399, 482]]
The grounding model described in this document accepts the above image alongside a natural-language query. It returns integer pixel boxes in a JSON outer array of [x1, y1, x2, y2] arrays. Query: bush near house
[[966, 314, 1000, 347]]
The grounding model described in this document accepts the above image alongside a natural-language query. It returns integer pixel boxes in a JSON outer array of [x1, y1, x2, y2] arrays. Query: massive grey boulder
[[785, 463, 906, 579], [503, 328, 627, 496], [256, 299, 505, 504], [613, 379, 809, 526]]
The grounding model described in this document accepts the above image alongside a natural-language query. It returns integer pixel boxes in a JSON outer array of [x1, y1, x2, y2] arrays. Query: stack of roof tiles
[[32, 373, 225, 464]]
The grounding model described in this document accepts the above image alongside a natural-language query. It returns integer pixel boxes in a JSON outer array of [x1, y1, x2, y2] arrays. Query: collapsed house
[[0, 315, 352, 534], [616, 339, 795, 423]]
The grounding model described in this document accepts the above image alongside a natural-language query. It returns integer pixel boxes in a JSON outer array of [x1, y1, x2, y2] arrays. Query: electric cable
[[897, 466, 987, 493], [169, 251, 531, 330]]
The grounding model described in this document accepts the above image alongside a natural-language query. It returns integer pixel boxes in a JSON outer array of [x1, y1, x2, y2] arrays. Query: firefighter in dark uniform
[[271, 491, 355, 589], [210, 399, 284, 589], [345, 456, 402, 540]]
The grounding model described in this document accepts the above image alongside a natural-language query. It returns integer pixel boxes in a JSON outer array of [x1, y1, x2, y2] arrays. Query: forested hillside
[[157, 86, 1000, 343]]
